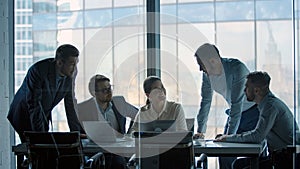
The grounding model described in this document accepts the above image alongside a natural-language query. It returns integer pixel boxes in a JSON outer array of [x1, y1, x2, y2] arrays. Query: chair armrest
[[84, 152, 105, 169], [196, 153, 207, 169], [127, 154, 136, 167]]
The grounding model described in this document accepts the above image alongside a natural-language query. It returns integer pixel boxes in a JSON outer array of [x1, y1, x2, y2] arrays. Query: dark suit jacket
[[7, 58, 84, 138], [77, 96, 138, 134]]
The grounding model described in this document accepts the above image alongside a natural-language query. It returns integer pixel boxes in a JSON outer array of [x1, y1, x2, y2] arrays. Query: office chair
[[24, 131, 84, 169], [24, 131, 105, 169], [134, 131, 195, 169], [85, 152, 106, 169], [185, 118, 207, 169], [196, 154, 208, 169], [186, 118, 195, 135]]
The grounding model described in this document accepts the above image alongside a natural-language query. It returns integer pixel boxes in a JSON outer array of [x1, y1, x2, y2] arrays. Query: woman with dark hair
[[130, 76, 187, 133]]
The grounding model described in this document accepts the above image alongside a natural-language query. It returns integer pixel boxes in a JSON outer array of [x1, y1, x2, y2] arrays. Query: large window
[[14, 0, 299, 168]]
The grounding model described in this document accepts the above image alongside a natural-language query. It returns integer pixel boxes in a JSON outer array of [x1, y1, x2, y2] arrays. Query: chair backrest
[[112, 95, 139, 119], [24, 131, 84, 169], [186, 118, 195, 134], [134, 131, 194, 169]]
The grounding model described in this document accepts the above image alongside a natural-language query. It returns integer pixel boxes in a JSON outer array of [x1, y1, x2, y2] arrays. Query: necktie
[[57, 77, 64, 91]]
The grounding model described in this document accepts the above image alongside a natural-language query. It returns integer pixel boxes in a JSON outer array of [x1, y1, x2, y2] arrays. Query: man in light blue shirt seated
[[215, 71, 299, 169], [77, 74, 138, 169]]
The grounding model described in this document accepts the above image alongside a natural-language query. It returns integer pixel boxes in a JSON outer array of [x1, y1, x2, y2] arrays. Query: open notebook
[[82, 121, 119, 143]]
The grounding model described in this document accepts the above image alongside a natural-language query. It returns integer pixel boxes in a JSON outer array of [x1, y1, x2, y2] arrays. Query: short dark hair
[[143, 76, 165, 105], [55, 44, 79, 60], [88, 74, 110, 96], [247, 71, 271, 88]]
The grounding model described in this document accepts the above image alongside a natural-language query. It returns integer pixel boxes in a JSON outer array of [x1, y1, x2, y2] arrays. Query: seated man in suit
[[77, 74, 138, 169]]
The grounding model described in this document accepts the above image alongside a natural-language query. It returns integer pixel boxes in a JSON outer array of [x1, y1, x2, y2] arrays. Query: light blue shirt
[[95, 99, 119, 131], [197, 58, 254, 134], [226, 92, 298, 152]]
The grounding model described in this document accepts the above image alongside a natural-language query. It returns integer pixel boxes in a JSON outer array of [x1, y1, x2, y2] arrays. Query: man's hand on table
[[80, 133, 87, 139], [193, 132, 205, 139], [214, 134, 228, 142]]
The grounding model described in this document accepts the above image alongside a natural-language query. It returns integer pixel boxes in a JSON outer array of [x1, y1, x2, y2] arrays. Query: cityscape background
[[14, 0, 299, 168]]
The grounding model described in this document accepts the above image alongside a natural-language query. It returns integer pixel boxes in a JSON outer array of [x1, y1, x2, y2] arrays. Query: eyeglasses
[[95, 85, 113, 94]]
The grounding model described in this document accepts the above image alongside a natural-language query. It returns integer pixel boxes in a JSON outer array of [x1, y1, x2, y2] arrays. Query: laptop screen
[[139, 120, 176, 132], [82, 121, 117, 143]]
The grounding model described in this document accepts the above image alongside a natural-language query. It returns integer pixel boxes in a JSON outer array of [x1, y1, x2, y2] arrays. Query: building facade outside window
[[14, 0, 300, 168]]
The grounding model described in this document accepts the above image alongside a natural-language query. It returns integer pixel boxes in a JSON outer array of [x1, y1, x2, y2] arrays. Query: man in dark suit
[[77, 74, 138, 169], [7, 44, 85, 143]]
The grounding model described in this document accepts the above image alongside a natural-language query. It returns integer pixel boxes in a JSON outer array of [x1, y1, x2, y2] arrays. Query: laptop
[[82, 121, 118, 143], [139, 120, 176, 132]]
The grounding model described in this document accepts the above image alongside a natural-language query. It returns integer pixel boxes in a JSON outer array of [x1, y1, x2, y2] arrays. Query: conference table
[[194, 140, 265, 169], [12, 137, 265, 169]]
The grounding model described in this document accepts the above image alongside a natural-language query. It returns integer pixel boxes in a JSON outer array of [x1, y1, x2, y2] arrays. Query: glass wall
[[14, 0, 299, 168], [295, 0, 300, 144], [159, 0, 297, 135]]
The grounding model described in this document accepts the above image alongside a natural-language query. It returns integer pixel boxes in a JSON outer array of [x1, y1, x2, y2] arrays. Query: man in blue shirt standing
[[215, 71, 299, 169], [193, 43, 260, 169]]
